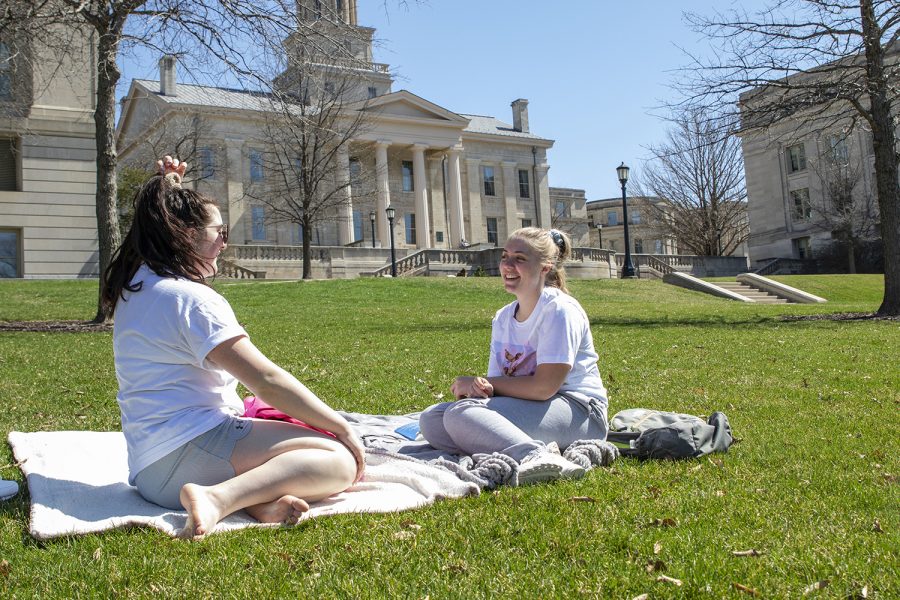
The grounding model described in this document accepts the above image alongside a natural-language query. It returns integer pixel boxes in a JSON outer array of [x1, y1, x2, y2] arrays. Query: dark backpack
[[606, 408, 734, 460]]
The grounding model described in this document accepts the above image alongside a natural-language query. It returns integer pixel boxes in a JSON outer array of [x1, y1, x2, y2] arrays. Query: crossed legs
[[180, 419, 357, 539]]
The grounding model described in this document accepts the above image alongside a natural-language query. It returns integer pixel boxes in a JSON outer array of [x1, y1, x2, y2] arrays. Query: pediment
[[356, 90, 469, 125]]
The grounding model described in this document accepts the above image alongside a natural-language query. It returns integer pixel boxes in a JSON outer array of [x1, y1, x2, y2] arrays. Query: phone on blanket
[[394, 422, 422, 441]]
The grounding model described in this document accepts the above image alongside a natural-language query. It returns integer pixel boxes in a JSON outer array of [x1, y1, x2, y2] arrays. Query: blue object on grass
[[394, 421, 421, 441]]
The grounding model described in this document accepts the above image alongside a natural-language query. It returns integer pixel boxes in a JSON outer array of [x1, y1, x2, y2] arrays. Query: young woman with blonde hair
[[419, 227, 609, 484]]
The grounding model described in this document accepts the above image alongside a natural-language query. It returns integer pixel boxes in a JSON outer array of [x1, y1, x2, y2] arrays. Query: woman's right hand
[[334, 429, 366, 483], [451, 376, 493, 399]]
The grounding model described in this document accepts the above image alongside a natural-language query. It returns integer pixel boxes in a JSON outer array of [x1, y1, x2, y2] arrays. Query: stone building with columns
[[116, 1, 554, 258]]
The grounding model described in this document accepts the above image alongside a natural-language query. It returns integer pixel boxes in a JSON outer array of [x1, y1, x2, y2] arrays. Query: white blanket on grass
[[7, 430, 479, 540]]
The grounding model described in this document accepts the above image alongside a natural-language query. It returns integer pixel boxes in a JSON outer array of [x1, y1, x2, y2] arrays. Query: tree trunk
[[302, 219, 311, 279], [860, 0, 900, 315], [848, 237, 857, 274], [91, 29, 123, 323]]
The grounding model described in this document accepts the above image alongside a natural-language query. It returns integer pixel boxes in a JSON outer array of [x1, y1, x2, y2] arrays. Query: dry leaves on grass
[[0, 560, 9, 577], [803, 580, 829, 595], [732, 582, 759, 596], [567, 496, 596, 503], [645, 559, 666, 573], [871, 518, 884, 533], [648, 517, 678, 528], [656, 574, 682, 586], [732, 549, 764, 557], [653, 541, 662, 555]]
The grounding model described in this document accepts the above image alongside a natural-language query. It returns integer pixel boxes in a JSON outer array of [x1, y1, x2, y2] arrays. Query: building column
[[447, 146, 464, 247], [336, 144, 354, 245], [427, 156, 447, 247], [225, 137, 245, 242], [502, 161, 519, 240], [465, 158, 485, 244], [534, 163, 551, 229], [375, 140, 391, 248], [412, 143, 431, 249]]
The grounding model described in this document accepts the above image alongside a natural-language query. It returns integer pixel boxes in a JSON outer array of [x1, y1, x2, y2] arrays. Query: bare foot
[[246, 495, 310, 525], [179, 483, 225, 540]]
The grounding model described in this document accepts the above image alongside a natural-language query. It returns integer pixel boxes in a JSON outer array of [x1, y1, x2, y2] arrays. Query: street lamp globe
[[617, 162, 630, 185]]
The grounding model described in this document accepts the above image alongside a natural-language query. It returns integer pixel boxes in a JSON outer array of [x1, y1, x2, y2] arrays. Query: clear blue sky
[[357, 0, 770, 200], [117, 0, 772, 200]]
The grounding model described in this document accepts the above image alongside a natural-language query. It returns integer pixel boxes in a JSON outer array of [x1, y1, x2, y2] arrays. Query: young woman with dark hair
[[419, 227, 609, 485], [103, 157, 363, 539]]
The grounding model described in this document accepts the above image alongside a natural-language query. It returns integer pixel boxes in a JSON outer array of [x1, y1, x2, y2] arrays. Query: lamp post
[[617, 162, 636, 278], [369, 210, 376, 248], [588, 214, 603, 248], [386, 206, 397, 277]]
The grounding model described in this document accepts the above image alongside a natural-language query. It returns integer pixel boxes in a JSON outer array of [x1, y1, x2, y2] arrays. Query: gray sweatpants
[[418, 394, 608, 463]]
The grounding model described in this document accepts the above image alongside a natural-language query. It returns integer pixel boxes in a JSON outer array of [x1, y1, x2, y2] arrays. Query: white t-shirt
[[487, 286, 607, 406], [113, 264, 247, 484]]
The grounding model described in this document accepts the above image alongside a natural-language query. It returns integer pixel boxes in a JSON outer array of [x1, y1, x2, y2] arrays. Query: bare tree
[[808, 133, 881, 272], [638, 108, 749, 256], [1, 0, 412, 320], [245, 24, 379, 279], [679, 0, 899, 315]]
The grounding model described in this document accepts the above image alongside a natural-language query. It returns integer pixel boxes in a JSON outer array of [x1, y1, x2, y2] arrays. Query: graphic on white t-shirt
[[499, 345, 536, 376]]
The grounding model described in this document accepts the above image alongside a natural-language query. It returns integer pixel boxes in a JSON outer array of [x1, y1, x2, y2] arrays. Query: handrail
[[645, 255, 675, 277], [217, 258, 266, 279], [369, 249, 430, 277], [753, 258, 782, 276]]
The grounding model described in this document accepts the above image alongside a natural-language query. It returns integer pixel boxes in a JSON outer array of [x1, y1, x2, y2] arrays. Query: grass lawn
[[0, 274, 896, 598]]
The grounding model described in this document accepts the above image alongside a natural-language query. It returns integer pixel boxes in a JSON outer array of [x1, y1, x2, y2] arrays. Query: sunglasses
[[205, 224, 229, 243]]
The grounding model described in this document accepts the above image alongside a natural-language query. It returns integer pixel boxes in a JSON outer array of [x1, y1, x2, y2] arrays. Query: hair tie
[[163, 172, 183, 189], [549, 229, 565, 253]]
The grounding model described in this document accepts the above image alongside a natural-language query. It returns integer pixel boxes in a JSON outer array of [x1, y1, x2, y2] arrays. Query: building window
[[654, 239, 663, 254], [314, 0, 322, 19], [828, 134, 849, 164], [0, 137, 17, 191], [634, 238, 644, 254], [793, 236, 811, 260], [405, 213, 416, 244], [555, 201, 571, 219], [607, 211, 618, 226], [483, 166, 495, 196], [349, 158, 361, 185], [518, 169, 530, 198], [335, 0, 344, 19], [367, 86, 377, 99], [251, 205, 266, 241], [631, 210, 641, 224], [787, 143, 806, 173], [0, 42, 10, 100], [486, 217, 498, 245], [790, 188, 811, 221], [249, 150, 264, 183], [435, 231, 444, 243], [609, 239, 617, 252], [292, 222, 304, 245], [521, 219, 532, 228], [401, 160, 414, 192], [198, 147, 215, 179], [352, 209, 363, 242], [323, 80, 335, 96], [0, 229, 20, 277]]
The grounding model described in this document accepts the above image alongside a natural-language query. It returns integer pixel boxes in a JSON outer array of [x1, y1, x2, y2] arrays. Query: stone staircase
[[714, 281, 791, 304]]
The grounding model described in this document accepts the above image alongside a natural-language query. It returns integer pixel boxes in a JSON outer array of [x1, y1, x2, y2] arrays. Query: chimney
[[159, 55, 177, 96], [511, 98, 529, 133]]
